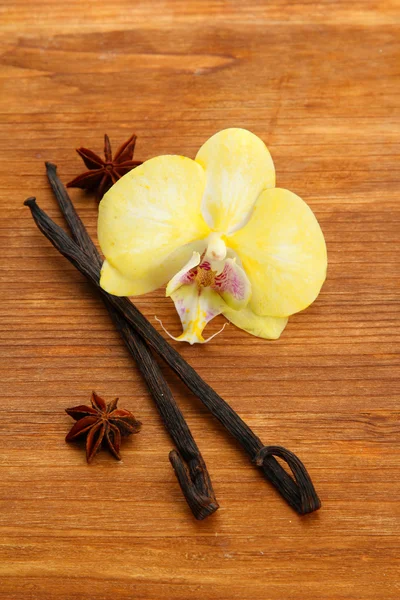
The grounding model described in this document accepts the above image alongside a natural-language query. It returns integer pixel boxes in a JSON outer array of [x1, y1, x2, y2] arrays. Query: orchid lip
[[161, 245, 252, 344]]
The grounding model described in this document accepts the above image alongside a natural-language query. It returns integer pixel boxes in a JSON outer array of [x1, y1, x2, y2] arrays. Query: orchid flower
[[98, 128, 327, 344]]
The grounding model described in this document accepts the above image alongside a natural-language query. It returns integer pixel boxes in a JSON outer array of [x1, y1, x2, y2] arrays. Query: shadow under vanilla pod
[[24, 165, 321, 518]]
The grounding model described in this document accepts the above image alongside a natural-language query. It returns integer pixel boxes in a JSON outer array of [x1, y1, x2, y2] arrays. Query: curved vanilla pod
[[25, 196, 321, 515], [42, 165, 219, 521]]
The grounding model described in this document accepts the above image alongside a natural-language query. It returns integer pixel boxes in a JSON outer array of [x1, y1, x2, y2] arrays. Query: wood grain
[[1, 1, 399, 598]]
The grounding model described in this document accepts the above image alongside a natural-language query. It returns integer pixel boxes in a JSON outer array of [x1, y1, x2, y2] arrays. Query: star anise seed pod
[[67, 132, 142, 201], [65, 391, 141, 463]]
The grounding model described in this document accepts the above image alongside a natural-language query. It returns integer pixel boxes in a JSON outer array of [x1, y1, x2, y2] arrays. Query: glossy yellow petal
[[229, 188, 327, 317], [223, 306, 288, 340], [100, 241, 205, 297], [195, 128, 275, 234], [98, 155, 210, 287], [100, 260, 147, 296]]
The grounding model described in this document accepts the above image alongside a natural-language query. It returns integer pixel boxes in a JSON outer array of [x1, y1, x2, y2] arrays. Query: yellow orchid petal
[[168, 285, 226, 344], [229, 188, 327, 317], [100, 241, 206, 297], [223, 305, 288, 340], [98, 155, 210, 287], [195, 128, 275, 234], [100, 260, 148, 296]]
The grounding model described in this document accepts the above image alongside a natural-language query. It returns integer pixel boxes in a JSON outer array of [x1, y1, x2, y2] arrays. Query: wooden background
[[1, 1, 399, 598]]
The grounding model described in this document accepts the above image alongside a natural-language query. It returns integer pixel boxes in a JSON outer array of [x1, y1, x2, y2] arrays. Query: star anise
[[65, 391, 141, 463], [66, 132, 142, 201]]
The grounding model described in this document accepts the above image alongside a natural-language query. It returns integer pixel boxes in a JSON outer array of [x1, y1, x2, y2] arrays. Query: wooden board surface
[[1, 1, 399, 598]]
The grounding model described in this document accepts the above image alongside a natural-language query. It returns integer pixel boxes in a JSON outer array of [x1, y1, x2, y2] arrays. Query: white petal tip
[[154, 317, 228, 345]]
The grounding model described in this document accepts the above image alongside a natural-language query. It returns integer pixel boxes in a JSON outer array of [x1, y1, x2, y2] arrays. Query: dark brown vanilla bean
[[25, 197, 321, 515], [45, 163, 218, 520], [112, 308, 218, 519]]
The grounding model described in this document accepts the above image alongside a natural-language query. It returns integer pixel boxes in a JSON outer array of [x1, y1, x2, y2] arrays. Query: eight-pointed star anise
[[67, 132, 142, 201], [65, 391, 141, 463]]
